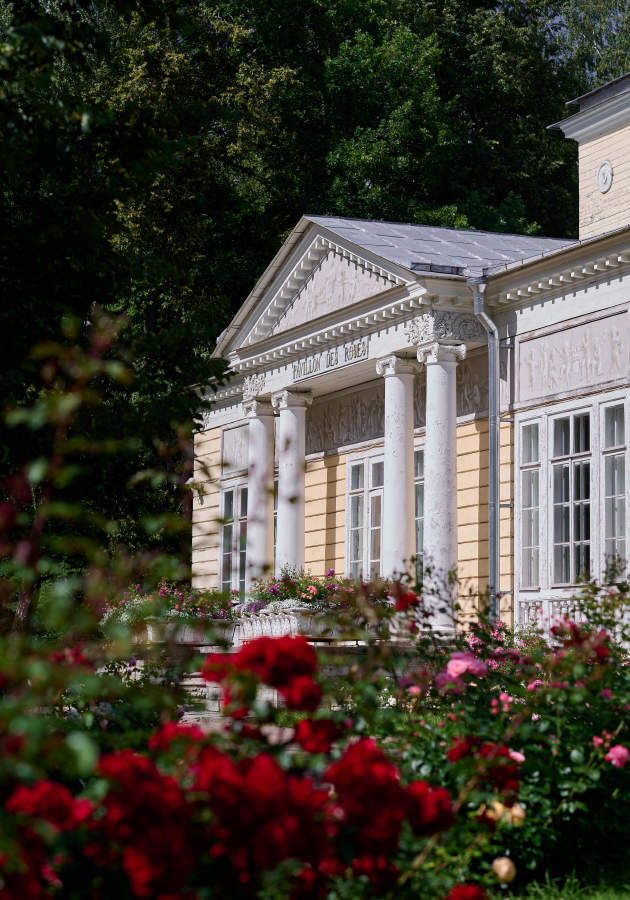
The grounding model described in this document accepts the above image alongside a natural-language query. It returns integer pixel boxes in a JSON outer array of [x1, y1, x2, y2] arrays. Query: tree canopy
[[1, 0, 628, 619]]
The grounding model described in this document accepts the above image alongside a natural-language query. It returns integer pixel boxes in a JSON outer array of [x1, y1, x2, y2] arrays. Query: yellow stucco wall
[[191, 428, 221, 590], [579, 121, 630, 239], [456, 421, 514, 627], [305, 454, 347, 577], [192, 419, 515, 623]]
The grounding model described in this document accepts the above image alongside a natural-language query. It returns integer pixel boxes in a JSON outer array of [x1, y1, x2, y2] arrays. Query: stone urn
[[239, 606, 343, 641]]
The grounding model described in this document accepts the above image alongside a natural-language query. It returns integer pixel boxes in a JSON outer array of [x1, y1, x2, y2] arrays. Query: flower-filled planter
[[238, 568, 391, 640], [102, 583, 239, 647]]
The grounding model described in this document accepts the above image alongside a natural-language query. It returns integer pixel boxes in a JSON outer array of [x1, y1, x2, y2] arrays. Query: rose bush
[[4, 588, 630, 900], [2, 315, 630, 900]]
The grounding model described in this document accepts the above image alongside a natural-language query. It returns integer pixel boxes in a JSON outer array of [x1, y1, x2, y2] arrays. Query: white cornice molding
[[244, 236, 409, 346], [229, 290, 446, 374], [552, 93, 630, 143], [489, 250, 630, 307]]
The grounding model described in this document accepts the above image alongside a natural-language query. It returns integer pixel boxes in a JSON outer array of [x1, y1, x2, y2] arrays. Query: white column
[[376, 356, 418, 578], [417, 340, 466, 627], [271, 390, 312, 573], [243, 400, 276, 591]]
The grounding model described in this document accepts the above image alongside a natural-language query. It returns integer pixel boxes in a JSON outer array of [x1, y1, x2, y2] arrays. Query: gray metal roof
[[306, 215, 571, 277], [566, 72, 630, 110]]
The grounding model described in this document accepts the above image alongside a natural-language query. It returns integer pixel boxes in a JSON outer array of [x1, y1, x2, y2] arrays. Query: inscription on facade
[[293, 338, 369, 383], [519, 314, 628, 401]]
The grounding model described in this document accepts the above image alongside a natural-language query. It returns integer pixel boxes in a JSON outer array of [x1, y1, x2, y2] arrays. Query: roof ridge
[[304, 214, 570, 244]]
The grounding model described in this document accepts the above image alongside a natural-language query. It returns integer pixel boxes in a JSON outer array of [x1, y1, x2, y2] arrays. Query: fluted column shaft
[[243, 400, 276, 591], [376, 356, 418, 578], [418, 340, 466, 627], [271, 390, 312, 573]]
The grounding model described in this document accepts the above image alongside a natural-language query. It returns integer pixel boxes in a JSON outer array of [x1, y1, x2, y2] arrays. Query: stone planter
[[239, 606, 343, 641], [137, 617, 237, 646]]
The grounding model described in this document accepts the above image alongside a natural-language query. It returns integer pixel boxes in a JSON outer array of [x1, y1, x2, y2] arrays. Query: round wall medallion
[[597, 160, 613, 193]]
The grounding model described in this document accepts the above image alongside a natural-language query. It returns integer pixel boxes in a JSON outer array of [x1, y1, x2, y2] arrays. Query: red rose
[[447, 736, 481, 762], [194, 749, 333, 875], [406, 781, 455, 836], [93, 751, 197, 897], [294, 719, 341, 754], [325, 739, 408, 855], [280, 676, 323, 712], [446, 885, 487, 900], [6, 781, 93, 831], [237, 635, 317, 687], [351, 855, 398, 890], [148, 721, 203, 752]]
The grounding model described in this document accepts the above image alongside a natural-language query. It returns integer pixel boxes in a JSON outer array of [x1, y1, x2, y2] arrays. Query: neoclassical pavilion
[[193, 72, 630, 626]]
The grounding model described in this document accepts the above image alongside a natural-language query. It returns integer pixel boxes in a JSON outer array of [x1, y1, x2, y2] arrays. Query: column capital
[[404, 310, 487, 346], [375, 355, 420, 377], [243, 372, 267, 401], [242, 398, 275, 418], [417, 341, 467, 365], [271, 389, 313, 410]]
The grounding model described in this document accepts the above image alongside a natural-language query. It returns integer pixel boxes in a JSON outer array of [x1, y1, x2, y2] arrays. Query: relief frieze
[[519, 314, 628, 402]]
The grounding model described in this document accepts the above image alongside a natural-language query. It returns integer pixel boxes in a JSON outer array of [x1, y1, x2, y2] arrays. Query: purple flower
[[269, 585, 279, 595], [326, 568, 335, 577]]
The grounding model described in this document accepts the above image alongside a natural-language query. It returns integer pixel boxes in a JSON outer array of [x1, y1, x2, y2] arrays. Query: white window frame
[[414, 448, 425, 575], [345, 442, 425, 580], [549, 408, 593, 586], [515, 391, 630, 627], [219, 479, 248, 596], [345, 451, 384, 580]]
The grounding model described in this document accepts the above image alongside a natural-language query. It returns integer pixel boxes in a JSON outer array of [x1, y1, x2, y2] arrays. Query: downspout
[[467, 276, 500, 622]]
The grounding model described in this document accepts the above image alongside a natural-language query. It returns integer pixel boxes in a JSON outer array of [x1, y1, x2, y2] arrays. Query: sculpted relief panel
[[519, 314, 628, 402], [270, 251, 391, 338], [306, 385, 385, 454], [222, 425, 249, 473]]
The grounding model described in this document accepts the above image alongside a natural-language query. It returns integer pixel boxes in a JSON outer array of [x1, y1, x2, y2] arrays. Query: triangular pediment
[[242, 236, 404, 346]]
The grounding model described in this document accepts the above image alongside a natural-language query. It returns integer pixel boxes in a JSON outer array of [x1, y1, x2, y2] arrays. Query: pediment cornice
[[239, 234, 410, 347]]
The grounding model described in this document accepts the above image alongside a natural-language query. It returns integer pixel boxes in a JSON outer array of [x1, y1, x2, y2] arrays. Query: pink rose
[[446, 658, 469, 678], [435, 670, 464, 694], [593, 736, 604, 748], [446, 651, 488, 679], [605, 745, 629, 768], [509, 750, 526, 763]]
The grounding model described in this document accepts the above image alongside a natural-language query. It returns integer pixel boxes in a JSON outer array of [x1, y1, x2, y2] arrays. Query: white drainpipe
[[467, 276, 499, 621]]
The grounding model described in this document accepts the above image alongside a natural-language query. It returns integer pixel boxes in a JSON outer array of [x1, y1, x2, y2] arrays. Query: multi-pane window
[[238, 488, 248, 596], [521, 424, 540, 587], [552, 414, 591, 584], [518, 400, 629, 613], [369, 461, 384, 578], [220, 485, 248, 595], [347, 452, 420, 580], [349, 463, 364, 580], [221, 490, 234, 592], [414, 450, 424, 572], [604, 405, 626, 568]]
